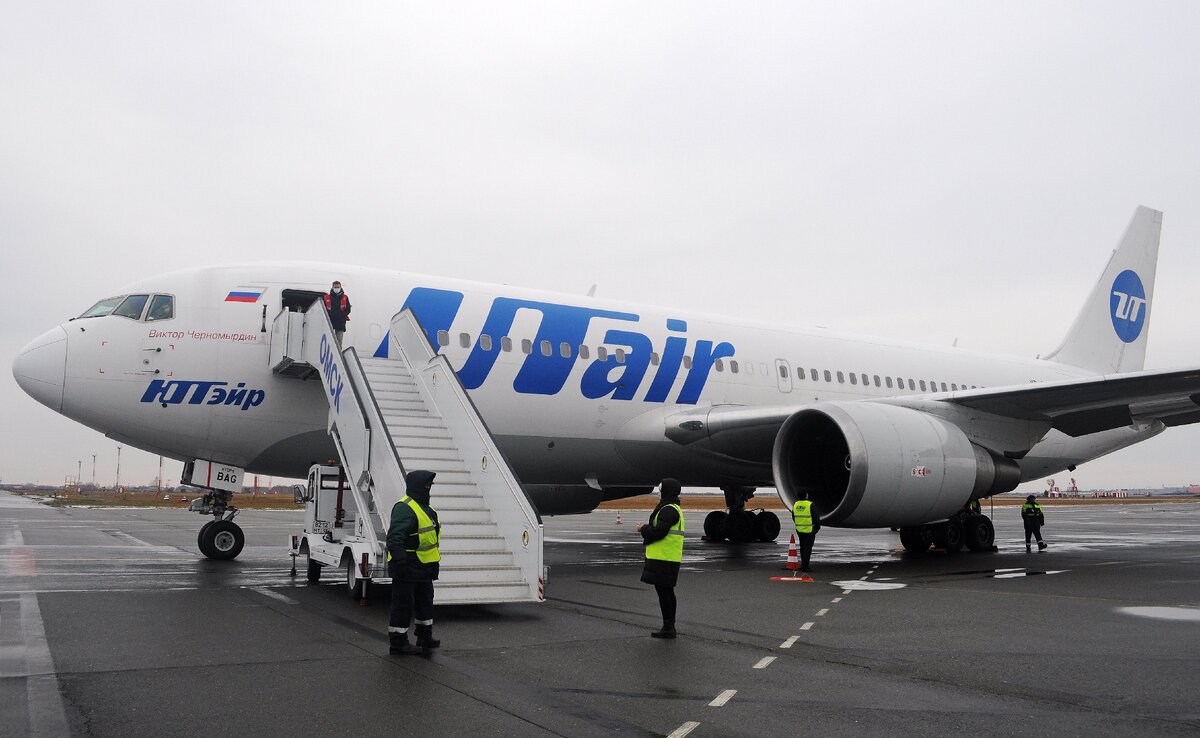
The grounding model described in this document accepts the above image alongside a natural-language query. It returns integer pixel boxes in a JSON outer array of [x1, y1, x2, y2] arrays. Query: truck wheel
[[345, 557, 362, 599], [306, 554, 322, 582]]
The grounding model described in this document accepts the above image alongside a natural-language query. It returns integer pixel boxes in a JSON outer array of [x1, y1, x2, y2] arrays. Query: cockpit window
[[112, 294, 150, 320], [146, 294, 175, 322], [79, 296, 125, 319]]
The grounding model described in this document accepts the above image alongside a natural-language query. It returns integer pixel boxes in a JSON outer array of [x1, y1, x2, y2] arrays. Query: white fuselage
[[17, 262, 1154, 493]]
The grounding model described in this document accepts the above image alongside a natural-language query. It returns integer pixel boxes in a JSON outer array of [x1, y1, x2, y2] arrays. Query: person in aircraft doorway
[[638, 479, 685, 639], [324, 280, 351, 346], [1022, 494, 1048, 552], [387, 470, 441, 655], [792, 491, 820, 572]]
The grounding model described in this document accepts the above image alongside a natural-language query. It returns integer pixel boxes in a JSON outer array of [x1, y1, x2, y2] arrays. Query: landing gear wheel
[[306, 554, 322, 583], [200, 520, 244, 560], [724, 511, 756, 543], [963, 515, 995, 552], [933, 520, 965, 553], [754, 511, 781, 542], [197, 521, 215, 557], [345, 557, 363, 600], [703, 510, 727, 541], [899, 526, 931, 553]]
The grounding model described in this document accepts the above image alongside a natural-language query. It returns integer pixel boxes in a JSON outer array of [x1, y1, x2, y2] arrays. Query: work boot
[[1038, 541, 1048, 551], [389, 635, 422, 656], [415, 624, 440, 650], [651, 623, 677, 639], [1026, 545, 1032, 553]]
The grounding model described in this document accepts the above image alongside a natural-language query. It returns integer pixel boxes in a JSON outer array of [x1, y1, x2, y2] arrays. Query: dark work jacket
[[324, 291, 351, 330], [1021, 502, 1045, 531], [639, 499, 681, 587], [387, 497, 440, 582]]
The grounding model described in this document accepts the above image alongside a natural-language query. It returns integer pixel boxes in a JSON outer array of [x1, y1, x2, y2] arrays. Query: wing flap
[[943, 367, 1200, 436]]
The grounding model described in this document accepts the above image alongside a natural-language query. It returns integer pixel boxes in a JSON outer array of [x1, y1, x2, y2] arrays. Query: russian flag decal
[[225, 287, 265, 303]]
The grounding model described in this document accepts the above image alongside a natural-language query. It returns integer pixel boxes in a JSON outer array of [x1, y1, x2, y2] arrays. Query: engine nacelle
[[772, 402, 1020, 528]]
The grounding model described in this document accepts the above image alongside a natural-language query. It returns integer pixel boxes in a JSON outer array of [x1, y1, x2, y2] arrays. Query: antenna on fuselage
[[261, 305, 267, 333], [586, 284, 597, 297]]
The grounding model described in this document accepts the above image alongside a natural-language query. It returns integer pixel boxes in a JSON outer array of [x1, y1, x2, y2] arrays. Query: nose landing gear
[[189, 489, 245, 560]]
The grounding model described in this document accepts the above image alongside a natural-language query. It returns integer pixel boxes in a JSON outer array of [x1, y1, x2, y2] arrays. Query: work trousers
[[654, 584, 676, 626], [1024, 527, 1045, 544], [797, 531, 816, 567], [388, 555, 434, 639]]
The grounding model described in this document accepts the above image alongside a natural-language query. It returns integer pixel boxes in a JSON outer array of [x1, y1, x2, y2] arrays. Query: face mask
[[332, 288, 342, 294]]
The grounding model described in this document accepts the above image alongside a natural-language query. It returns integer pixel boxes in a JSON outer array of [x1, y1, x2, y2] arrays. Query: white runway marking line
[[249, 587, 298, 605], [800, 622, 814, 630], [709, 689, 737, 707], [859, 575, 869, 580], [842, 590, 851, 595], [816, 608, 829, 617], [831, 597, 842, 603], [753, 656, 776, 669], [780, 635, 799, 648], [667, 721, 701, 738]]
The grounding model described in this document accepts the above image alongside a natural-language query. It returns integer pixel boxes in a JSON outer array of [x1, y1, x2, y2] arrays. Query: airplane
[[12, 205, 1200, 560]]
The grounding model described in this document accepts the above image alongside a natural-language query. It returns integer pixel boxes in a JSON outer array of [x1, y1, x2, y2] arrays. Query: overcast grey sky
[[3, 2, 1199, 493]]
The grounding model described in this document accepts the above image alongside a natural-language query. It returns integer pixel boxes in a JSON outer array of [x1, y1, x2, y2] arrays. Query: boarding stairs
[[269, 303, 544, 604]]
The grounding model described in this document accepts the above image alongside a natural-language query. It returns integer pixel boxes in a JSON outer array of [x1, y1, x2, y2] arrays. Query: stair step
[[434, 582, 538, 604], [437, 509, 493, 524], [386, 417, 450, 430], [391, 439, 458, 452]]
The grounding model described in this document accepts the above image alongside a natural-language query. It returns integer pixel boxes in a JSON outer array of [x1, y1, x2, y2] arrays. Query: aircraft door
[[775, 359, 793, 393]]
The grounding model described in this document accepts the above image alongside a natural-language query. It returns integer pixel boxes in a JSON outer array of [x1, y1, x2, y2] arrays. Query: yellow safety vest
[[793, 499, 814, 534], [403, 496, 441, 564], [645, 503, 684, 563]]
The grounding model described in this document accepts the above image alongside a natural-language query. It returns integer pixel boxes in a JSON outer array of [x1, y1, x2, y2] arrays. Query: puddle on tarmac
[[1117, 606, 1200, 622], [831, 580, 907, 590]]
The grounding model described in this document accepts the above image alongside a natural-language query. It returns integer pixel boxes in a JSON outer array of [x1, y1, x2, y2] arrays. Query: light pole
[[77, 460, 82, 494], [115, 445, 123, 493], [91, 454, 96, 488]]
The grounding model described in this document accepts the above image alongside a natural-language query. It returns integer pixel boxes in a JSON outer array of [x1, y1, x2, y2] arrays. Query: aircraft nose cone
[[13, 326, 68, 412]]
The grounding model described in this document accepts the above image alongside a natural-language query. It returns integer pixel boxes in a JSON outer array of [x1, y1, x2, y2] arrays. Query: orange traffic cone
[[786, 533, 799, 574]]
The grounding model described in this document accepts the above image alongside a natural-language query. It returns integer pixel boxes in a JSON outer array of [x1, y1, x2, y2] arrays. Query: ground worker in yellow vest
[[792, 491, 821, 572], [387, 470, 441, 655], [1022, 494, 1048, 553], [637, 478, 684, 639]]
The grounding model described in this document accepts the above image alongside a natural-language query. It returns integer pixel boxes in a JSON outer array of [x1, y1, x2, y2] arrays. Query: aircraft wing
[[928, 365, 1200, 436], [660, 366, 1200, 462]]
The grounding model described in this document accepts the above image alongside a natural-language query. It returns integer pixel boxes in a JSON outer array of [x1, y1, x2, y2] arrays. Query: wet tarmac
[[2, 490, 1199, 737]]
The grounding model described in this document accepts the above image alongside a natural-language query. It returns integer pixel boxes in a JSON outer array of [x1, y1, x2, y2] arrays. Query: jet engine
[[772, 402, 1020, 528]]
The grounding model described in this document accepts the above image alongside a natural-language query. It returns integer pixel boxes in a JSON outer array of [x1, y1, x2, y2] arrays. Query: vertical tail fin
[[1043, 206, 1162, 374]]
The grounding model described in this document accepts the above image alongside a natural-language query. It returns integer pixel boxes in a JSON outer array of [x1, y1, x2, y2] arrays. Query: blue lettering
[[140, 379, 266, 409], [676, 340, 735, 404], [457, 298, 638, 395], [374, 287, 465, 357], [580, 330, 654, 400], [644, 320, 689, 403]]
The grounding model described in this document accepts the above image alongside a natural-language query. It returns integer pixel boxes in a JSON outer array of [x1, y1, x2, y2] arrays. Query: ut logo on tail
[[1109, 269, 1147, 343]]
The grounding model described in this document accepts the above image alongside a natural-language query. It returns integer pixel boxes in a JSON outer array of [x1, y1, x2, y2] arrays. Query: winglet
[[1043, 206, 1162, 374]]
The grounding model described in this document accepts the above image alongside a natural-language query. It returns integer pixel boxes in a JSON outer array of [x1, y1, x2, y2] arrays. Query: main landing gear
[[189, 489, 245, 560], [899, 510, 995, 554], [702, 486, 783, 543]]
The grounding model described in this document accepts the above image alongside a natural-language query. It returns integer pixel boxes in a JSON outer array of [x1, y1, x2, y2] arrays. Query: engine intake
[[772, 402, 1020, 528]]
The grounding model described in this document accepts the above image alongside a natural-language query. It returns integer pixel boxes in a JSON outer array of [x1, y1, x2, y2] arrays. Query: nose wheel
[[198, 519, 245, 560]]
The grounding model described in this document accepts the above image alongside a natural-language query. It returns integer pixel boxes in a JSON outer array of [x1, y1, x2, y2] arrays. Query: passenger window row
[[792, 364, 979, 392], [435, 331, 983, 392]]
